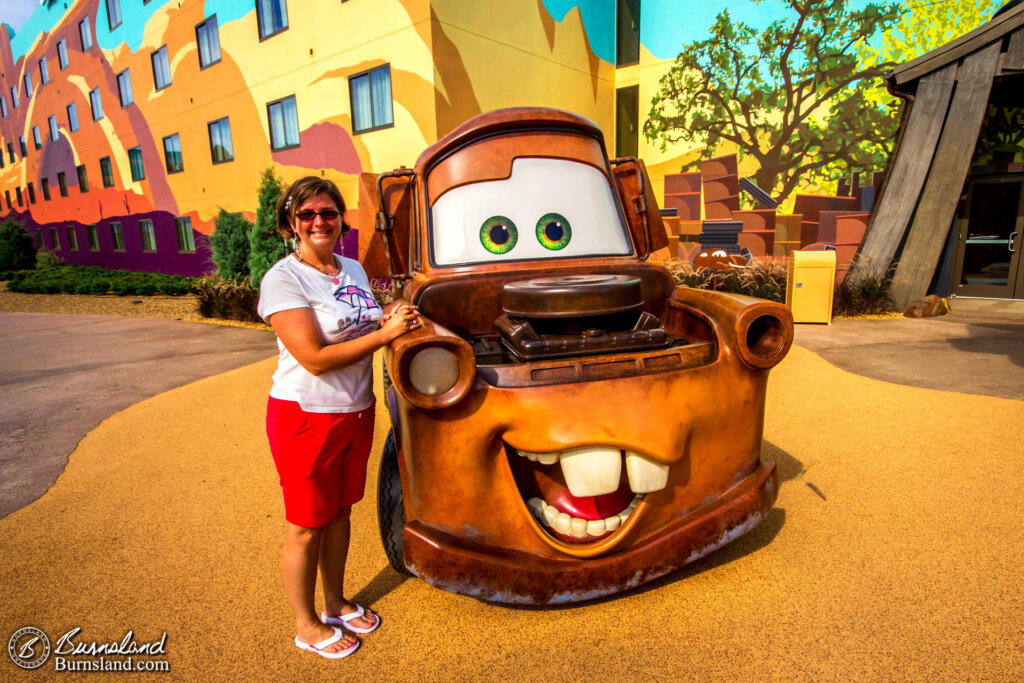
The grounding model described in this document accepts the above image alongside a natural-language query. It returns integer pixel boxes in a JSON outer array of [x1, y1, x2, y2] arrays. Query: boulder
[[904, 294, 950, 318]]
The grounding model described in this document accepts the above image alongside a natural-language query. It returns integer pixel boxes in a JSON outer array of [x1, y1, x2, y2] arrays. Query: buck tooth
[[537, 453, 558, 465], [625, 451, 669, 493], [587, 519, 606, 536], [570, 518, 588, 537], [527, 497, 544, 518], [553, 512, 572, 535], [605, 515, 621, 531], [543, 504, 558, 527], [559, 446, 622, 497]]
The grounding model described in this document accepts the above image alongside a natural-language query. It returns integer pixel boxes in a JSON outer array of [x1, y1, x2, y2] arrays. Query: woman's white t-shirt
[[257, 254, 383, 413]]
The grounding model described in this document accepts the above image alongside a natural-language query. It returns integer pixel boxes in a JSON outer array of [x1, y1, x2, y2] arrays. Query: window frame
[[39, 57, 49, 85], [76, 164, 89, 193], [23, 72, 33, 99], [57, 38, 69, 69], [111, 221, 125, 251], [106, 0, 123, 31], [207, 117, 234, 164], [48, 115, 59, 141], [7, 142, 15, 164], [151, 45, 172, 91], [57, 171, 69, 197], [19, 135, 27, 157], [162, 133, 184, 174], [90, 88, 103, 121], [348, 64, 394, 135], [195, 15, 222, 69], [87, 224, 100, 251], [128, 146, 146, 181], [67, 101, 79, 132], [1, 96, 6, 118], [41, 177, 51, 201], [256, 0, 289, 41], [116, 69, 133, 107], [27, 182, 36, 204], [10, 85, 18, 109], [175, 216, 196, 253], [15, 186, 23, 207], [49, 226, 60, 249], [267, 95, 300, 151], [139, 219, 157, 253], [100, 156, 115, 188], [66, 225, 79, 251], [32, 125, 42, 150], [79, 18, 92, 51]]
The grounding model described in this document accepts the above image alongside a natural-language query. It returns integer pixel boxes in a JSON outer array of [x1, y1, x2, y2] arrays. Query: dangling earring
[[339, 232, 345, 258]]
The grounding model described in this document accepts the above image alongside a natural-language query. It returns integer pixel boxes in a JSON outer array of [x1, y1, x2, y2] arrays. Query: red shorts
[[266, 397, 375, 528]]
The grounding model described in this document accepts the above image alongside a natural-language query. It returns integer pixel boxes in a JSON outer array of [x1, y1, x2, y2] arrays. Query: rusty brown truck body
[[373, 107, 793, 604]]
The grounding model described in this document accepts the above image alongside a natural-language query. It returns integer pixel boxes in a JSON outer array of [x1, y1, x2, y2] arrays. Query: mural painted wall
[[0, 0, 1005, 275]]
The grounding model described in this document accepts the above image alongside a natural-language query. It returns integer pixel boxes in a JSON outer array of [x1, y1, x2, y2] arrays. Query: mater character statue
[[370, 107, 793, 604]]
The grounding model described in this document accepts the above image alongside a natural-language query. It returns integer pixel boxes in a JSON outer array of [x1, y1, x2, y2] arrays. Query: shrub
[[665, 258, 787, 302], [834, 257, 897, 317], [249, 167, 289, 288], [36, 250, 67, 268], [209, 209, 252, 278], [3, 265, 197, 296], [194, 276, 261, 322], [0, 218, 36, 271]]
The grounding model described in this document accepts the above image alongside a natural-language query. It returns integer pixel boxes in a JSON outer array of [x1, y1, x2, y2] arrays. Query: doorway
[[951, 175, 1024, 299]]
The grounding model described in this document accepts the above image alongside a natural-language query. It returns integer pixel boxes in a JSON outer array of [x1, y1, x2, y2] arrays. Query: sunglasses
[[295, 209, 341, 222]]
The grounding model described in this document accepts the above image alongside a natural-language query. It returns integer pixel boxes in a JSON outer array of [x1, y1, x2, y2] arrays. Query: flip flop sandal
[[294, 627, 360, 659], [321, 605, 381, 634]]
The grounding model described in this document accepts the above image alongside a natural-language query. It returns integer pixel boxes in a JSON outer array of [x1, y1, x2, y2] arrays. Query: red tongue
[[534, 463, 634, 521]]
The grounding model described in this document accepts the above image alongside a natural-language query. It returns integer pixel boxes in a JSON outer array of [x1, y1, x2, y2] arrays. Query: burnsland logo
[[8, 627, 170, 673]]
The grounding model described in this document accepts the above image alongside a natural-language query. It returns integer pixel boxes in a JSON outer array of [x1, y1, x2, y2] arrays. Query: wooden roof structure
[[859, 2, 1024, 309]]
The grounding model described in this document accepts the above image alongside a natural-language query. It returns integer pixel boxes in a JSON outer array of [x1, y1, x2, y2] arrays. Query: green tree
[[209, 209, 252, 279], [248, 167, 288, 288], [645, 0, 902, 204], [0, 218, 37, 271]]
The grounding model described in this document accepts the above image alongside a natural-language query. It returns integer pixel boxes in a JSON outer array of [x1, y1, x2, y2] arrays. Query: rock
[[904, 294, 950, 318]]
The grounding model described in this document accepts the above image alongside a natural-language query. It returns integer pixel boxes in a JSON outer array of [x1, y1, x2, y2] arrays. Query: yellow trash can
[[786, 250, 836, 324]]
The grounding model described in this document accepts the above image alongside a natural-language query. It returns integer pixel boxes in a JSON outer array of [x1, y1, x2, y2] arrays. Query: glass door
[[951, 176, 1024, 299]]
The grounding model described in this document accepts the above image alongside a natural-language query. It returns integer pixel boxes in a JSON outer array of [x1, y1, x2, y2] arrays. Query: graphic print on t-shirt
[[334, 284, 381, 340]]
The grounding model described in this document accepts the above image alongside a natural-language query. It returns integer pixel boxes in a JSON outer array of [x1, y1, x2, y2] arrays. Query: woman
[[257, 176, 419, 659]]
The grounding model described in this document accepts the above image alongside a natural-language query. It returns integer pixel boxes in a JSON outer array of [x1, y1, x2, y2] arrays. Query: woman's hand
[[380, 303, 420, 342]]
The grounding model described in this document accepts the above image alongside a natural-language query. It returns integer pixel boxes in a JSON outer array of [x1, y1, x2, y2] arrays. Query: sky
[[1, 0, 39, 33]]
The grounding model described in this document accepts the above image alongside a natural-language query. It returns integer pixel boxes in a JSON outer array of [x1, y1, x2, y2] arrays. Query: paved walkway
[[0, 313, 277, 519]]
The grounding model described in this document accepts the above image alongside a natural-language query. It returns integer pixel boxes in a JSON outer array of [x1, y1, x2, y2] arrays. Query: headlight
[[408, 347, 460, 395]]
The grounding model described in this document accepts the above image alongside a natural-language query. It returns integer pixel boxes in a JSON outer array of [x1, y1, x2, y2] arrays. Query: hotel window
[[41, 177, 51, 200], [19, 135, 27, 157], [27, 182, 36, 204], [67, 102, 79, 132], [151, 46, 171, 90], [58, 39, 68, 69], [15, 186, 23, 206], [208, 117, 233, 164], [32, 126, 42, 150], [106, 0, 123, 31], [90, 88, 103, 121], [36, 230, 44, 248], [87, 224, 100, 251], [616, 0, 641, 67], [196, 16, 221, 69], [111, 222, 125, 251], [77, 164, 89, 192], [79, 18, 92, 51], [50, 227, 60, 249], [66, 226, 79, 251], [100, 156, 114, 187], [4, 190, 10, 210], [162, 133, 184, 173], [128, 146, 145, 181], [267, 95, 299, 150], [57, 171, 69, 197], [139, 219, 156, 252], [9, 86, 18, 108], [1, 96, 6, 117], [349, 65, 393, 134], [24, 72, 33, 98], [39, 57, 49, 84], [175, 216, 196, 253], [256, 0, 288, 40], [0, 150, 4, 168], [48, 115, 59, 141], [117, 69, 133, 106], [6, 142, 14, 163]]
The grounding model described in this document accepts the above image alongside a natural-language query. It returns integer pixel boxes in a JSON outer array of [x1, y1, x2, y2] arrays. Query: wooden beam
[[891, 43, 1001, 312], [858, 64, 956, 270], [892, 3, 1024, 85], [1005, 27, 1024, 71]]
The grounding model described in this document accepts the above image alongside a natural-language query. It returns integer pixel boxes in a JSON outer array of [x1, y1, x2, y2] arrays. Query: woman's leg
[[283, 522, 358, 651], [320, 507, 378, 629]]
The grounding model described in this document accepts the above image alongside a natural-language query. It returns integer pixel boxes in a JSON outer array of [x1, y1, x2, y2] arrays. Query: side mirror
[[610, 157, 669, 260], [365, 168, 415, 284]]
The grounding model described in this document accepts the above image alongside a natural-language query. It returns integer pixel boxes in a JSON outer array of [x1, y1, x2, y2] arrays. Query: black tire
[[377, 428, 409, 574]]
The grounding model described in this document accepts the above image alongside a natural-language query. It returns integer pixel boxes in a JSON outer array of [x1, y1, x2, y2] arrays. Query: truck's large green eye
[[536, 213, 572, 250], [480, 216, 518, 254]]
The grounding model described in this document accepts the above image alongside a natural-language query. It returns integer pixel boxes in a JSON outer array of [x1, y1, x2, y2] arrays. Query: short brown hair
[[275, 176, 349, 240]]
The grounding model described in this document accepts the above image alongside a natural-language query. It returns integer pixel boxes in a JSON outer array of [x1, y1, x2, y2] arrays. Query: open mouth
[[505, 443, 670, 544]]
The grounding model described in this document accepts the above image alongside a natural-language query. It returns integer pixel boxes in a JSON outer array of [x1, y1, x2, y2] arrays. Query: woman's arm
[[268, 304, 419, 376]]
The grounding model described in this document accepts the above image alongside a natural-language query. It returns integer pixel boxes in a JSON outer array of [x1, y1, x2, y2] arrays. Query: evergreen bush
[[0, 218, 36, 271], [248, 167, 289, 288], [209, 209, 252, 278]]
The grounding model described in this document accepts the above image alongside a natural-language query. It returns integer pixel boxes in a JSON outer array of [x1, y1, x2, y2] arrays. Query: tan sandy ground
[[1, 295, 1022, 679]]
